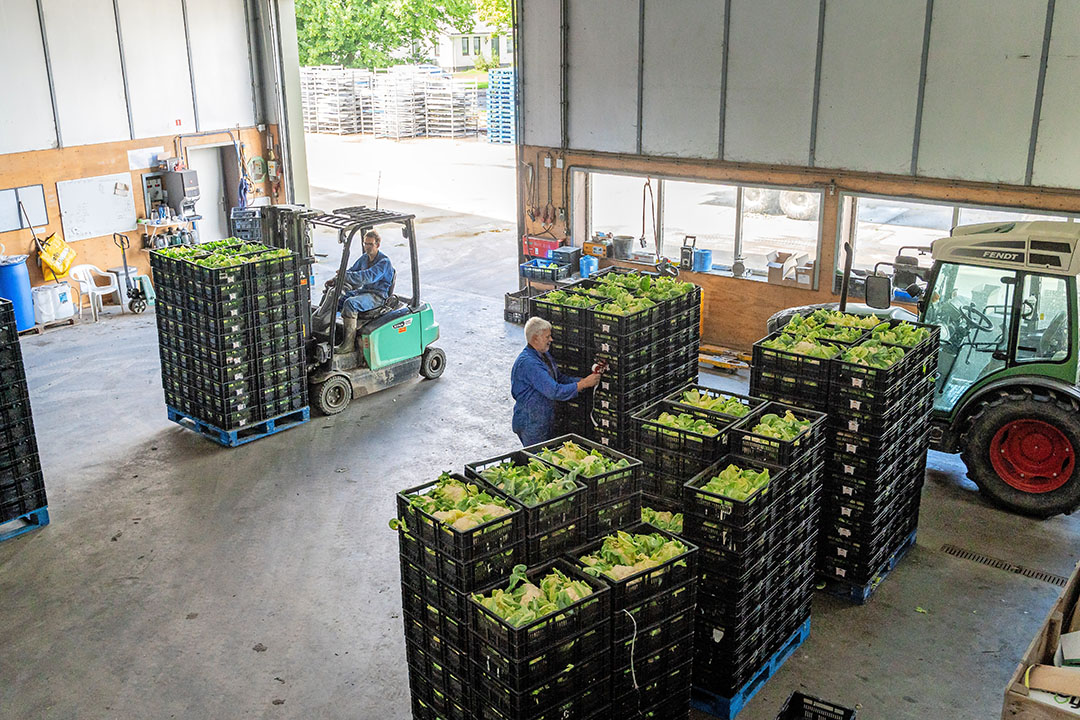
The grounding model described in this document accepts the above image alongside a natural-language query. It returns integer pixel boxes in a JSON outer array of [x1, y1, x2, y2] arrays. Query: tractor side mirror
[[865, 275, 893, 310]]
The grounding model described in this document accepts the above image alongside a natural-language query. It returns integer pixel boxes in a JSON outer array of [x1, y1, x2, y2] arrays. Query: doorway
[[187, 146, 228, 242]]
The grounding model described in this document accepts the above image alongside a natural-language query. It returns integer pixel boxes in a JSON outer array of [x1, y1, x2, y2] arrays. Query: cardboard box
[[795, 261, 815, 288], [766, 251, 809, 285]]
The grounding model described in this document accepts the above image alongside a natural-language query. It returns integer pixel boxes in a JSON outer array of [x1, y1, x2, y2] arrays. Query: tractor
[[773, 221, 1080, 517]]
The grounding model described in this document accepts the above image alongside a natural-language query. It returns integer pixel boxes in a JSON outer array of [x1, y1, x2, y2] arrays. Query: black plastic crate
[[0, 486, 47, 523], [634, 401, 729, 464], [592, 303, 663, 337], [612, 632, 695, 697], [471, 559, 609, 663], [407, 642, 471, 705], [473, 623, 609, 695], [593, 322, 664, 356], [464, 451, 587, 537], [597, 357, 666, 391], [752, 330, 839, 384], [531, 290, 598, 329], [592, 423, 635, 454], [614, 580, 697, 642], [594, 378, 660, 414], [548, 339, 590, 370], [524, 433, 642, 507], [401, 588, 470, 650], [586, 493, 641, 540], [664, 384, 765, 426], [683, 510, 774, 556], [750, 368, 830, 414], [474, 680, 610, 720], [400, 555, 472, 622], [0, 359, 27, 389], [635, 439, 724, 480], [505, 286, 542, 320], [776, 691, 857, 720], [409, 669, 471, 720], [730, 402, 827, 467], [831, 347, 912, 397], [474, 648, 610, 718], [612, 660, 693, 713], [571, 522, 697, 613], [683, 455, 783, 528], [642, 468, 696, 501], [399, 529, 523, 594], [594, 342, 659, 375], [524, 519, 585, 565], [396, 475, 524, 562]]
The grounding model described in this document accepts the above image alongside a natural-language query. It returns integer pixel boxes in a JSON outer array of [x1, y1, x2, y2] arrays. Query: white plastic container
[[32, 283, 76, 324]]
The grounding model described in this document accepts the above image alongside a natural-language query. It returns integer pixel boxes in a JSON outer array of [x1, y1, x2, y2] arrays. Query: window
[[505, 35, 513, 53], [474, 36, 481, 55], [740, 187, 822, 279], [492, 35, 500, 58], [461, 37, 469, 55], [590, 172, 653, 242], [851, 197, 953, 272], [957, 208, 1069, 226], [661, 180, 736, 268], [1016, 274, 1070, 363]]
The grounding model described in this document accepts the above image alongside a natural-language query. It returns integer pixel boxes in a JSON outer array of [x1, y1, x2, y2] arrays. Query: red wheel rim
[[990, 419, 1074, 494]]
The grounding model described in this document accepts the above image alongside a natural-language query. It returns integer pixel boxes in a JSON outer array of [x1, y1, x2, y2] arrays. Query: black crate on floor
[[776, 691, 857, 720]]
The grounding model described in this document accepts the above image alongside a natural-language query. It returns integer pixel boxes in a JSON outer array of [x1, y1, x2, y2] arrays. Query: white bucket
[[33, 283, 76, 324]]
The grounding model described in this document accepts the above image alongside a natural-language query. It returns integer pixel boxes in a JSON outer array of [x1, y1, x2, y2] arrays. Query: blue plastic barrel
[[580, 255, 598, 279], [692, 248, 712, 272], [0, 256, 34, 331]]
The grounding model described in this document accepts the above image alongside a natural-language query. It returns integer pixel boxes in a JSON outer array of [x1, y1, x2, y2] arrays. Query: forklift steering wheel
[[960, 304, 994, 332]]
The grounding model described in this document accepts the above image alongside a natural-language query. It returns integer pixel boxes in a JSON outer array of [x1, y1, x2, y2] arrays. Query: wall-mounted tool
[[162, 169, 200, 219], [543, 153, 555, 225]]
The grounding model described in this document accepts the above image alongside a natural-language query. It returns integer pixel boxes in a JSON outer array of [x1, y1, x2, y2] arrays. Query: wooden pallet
[[167, 406, 310, 447], [18, 317, 77, 336]]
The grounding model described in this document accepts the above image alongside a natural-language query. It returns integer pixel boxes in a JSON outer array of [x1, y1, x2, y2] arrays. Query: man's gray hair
[[524, 316, 552, 342]]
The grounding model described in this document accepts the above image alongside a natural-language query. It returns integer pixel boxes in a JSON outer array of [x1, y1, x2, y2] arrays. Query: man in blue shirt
[[330, 229, 394, 353], [511, 317, 602, 446]]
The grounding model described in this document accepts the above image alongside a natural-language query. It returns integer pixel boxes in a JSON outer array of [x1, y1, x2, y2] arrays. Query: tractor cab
[[304, 207, 445, 415]]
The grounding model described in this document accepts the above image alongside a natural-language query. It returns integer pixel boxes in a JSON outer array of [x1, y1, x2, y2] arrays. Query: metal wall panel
[[1031, 1, 1080, 189], [521, 0, 561, 147], [814, 1, 925, 174], [42, 0, 130, 147], [723, 0, 819, 165], [117, 0, 196, 139], [917, 0, 1044, 184], [0, 0, 57, 154], [640, 0, 724, 159], [186, 0, 256, 130], [567, 0, 639, 154]]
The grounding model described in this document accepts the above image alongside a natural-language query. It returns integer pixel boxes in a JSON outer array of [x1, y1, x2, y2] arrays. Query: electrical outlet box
[[556, 158, 564, 169], [543, 156, 552, 168]]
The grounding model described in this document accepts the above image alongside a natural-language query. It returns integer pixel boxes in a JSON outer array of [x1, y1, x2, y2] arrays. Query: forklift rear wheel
[[961, 390, 1080, 517], [420, 347, 446, 380], [314, 375, 352, 415]]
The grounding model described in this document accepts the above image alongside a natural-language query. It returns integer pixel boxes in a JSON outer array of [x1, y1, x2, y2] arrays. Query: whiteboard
[[56, 173, 137, 242]]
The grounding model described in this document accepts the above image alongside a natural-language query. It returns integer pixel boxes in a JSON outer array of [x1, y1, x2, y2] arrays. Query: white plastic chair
[[69, 264, 123, 321]]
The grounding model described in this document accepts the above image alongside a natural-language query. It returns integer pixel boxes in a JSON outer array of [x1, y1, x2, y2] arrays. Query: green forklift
[[306, 206, 445, 415], [774, 221, 1080, 517]]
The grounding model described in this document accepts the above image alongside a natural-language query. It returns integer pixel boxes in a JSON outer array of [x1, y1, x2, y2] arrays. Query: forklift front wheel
[[314, 375, 353, 415], [420, 347, 446, 380]]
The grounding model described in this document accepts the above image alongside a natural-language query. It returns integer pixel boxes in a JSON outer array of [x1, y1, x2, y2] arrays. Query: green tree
[[475, 0, 511, 35], [295, 0, 475, 68]]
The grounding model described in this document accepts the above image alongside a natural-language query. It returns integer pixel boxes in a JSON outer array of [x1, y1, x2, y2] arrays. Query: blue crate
[[167, 405, 310, 447], [0, 505, 49, 544], [691, 617, 811, 720]]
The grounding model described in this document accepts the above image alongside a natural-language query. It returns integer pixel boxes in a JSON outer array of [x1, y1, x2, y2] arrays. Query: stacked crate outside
[[396, 475, 526, 720], [573, 523, 700, 720], [0, 299, 48, 536], [487, 68, 515, 144], [470, 561, 613, 720], [686, 401, 826, 709], [150, 241, 309, 438], [524, 433, 643, 542], [819, 321, 939, 595], [465, 450, 589, 564]]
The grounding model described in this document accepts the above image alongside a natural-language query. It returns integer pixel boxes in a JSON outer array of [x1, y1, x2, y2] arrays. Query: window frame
[[1012, 270, 1074, 367], [461, 37, 469, 56], [474, 36, 481, 56]]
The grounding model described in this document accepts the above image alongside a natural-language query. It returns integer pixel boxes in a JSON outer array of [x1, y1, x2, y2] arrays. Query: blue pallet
[[0, 506, 49, 544], [692, 617, 811, 720], [167, 405, 310, 447], [818, 528, 918, 604]]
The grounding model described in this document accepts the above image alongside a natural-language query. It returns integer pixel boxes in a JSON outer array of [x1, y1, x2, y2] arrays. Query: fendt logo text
[[982, 251, 1021, 261]]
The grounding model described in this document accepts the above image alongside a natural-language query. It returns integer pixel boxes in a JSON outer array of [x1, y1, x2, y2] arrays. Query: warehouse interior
[[2, 2, 1080, 720]]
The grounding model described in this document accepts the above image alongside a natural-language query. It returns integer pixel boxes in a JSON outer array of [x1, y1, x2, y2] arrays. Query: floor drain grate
[[940, 544, 1068, 587]]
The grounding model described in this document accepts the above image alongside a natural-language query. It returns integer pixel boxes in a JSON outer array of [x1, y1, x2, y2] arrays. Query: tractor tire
[[313, 375, 352, 415], [742, 188, 781, 215], [961, 389, 1080, 517], [420, 347, 446, 380], [779, 191, 820, 220]]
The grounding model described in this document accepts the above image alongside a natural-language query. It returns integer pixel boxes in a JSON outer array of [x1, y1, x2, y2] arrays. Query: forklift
[[773, 221, 1080, 517], [305, 206, 445, 415]]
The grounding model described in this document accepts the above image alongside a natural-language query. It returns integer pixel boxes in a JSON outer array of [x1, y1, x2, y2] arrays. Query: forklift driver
[[329, 229, 395, 352]]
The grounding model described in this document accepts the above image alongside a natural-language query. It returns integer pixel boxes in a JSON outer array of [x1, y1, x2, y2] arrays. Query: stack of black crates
[[396, 475, 524, 720], [523, 433, 643, 542], [150, 242, 308, 434], [749, 317, 939, 595], [819, 322, 938, 589], [682, 400, 826, 703], [0, 299, 47, 528], [532, 268, 701, 452]]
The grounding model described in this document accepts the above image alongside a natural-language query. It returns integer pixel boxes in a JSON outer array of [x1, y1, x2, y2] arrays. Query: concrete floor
[[2, 139, 1079, 720]]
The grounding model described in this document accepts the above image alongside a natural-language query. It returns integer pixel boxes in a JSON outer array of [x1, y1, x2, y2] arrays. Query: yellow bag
[[37, 233, 76, 280]]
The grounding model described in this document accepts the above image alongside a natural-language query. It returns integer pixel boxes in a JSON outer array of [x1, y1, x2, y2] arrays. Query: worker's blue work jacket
[[344, 251, 394, 298], [511, 345, 580, 446]]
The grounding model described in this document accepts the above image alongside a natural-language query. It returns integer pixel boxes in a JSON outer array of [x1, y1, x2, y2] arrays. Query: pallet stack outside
[[487, 68, 515, 144], [749, 316, 939, 600], [396, 475, 525, 719], [532, 269, 701, 453], [150, 241, 309, 444], [524, 433, 643, 542], [687, 402, 826, 712], [0, 299, 48, 538]]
